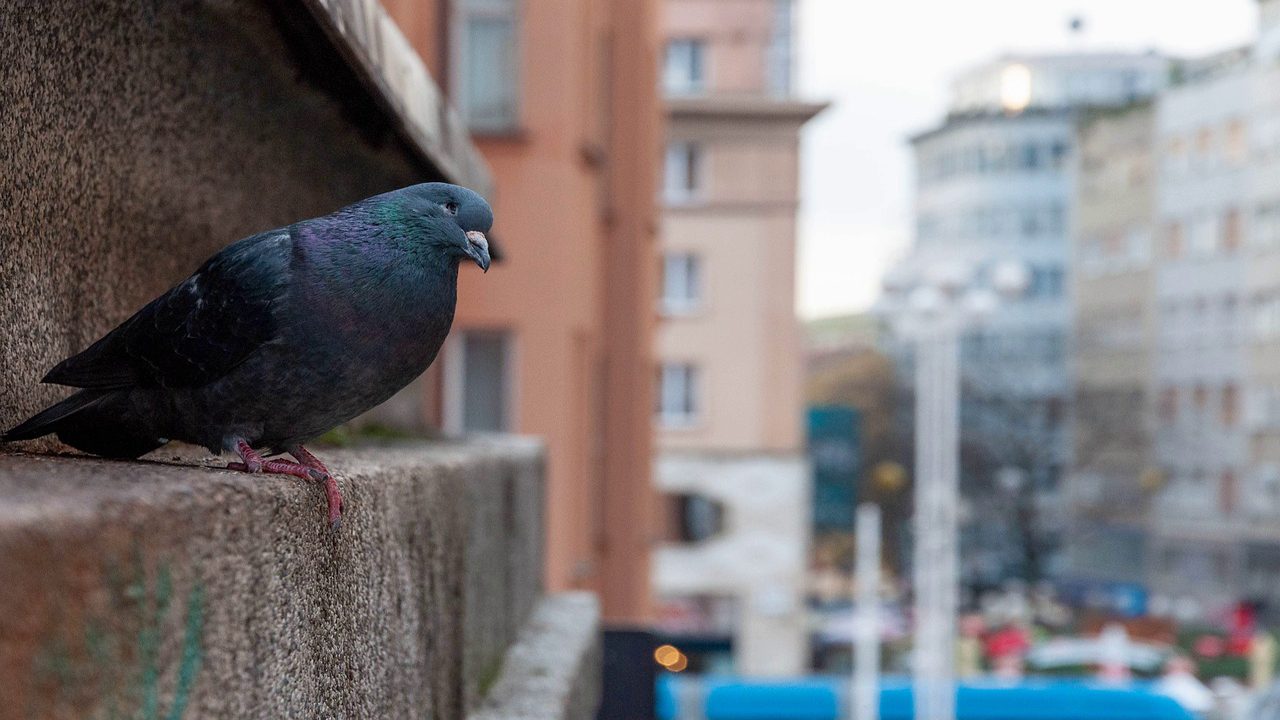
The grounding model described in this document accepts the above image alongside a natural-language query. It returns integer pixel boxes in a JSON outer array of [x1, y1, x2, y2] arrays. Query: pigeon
[[2, 182, 493, 528]]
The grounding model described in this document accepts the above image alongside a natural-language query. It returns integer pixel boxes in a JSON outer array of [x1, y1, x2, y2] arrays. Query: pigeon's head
[[402, 182, 494, 272]]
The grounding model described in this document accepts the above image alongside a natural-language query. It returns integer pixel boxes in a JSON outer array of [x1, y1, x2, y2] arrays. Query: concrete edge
[[468, 592, 603, 720], [302, 0, 495, 196]]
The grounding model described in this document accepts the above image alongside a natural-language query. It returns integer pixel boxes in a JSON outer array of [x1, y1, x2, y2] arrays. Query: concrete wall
[[0, 0, 481, 440], [0, 440, 604, 720]]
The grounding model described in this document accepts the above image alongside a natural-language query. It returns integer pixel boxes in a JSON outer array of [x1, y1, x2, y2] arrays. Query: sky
[[794, 0, 1258, 320]]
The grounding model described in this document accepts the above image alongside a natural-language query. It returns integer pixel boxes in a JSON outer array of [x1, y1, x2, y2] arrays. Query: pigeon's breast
[[273, 271, 456, 425], [193, 261, 459, 447]]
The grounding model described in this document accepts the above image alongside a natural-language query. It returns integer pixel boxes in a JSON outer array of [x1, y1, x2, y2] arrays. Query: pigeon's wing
[[44, 230, 294, 389]]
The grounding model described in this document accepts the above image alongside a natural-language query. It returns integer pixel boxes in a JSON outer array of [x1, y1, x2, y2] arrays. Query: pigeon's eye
[[444, 202, 460, 216]]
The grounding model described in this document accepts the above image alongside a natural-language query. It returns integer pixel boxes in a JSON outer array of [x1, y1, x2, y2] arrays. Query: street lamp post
[[853, 503, 881, 720], [880, 261, 1027, 720]]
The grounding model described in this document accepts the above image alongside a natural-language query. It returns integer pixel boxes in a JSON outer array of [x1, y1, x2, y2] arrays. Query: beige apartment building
[[1065, 103, 1158, 587], [651, 0, 824, 676]]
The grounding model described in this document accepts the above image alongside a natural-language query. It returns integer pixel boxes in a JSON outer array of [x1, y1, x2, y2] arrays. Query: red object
[[1194, 634, 1224, 658], [1227, 635, 1253, 656], [1227, 602, 1257, 655], [985, 626, 1030, 659]]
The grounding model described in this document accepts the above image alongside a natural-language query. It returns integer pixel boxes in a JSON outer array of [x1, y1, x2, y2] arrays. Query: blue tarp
[[706, 679, 840, 720], [657, 675, 1196, 720]]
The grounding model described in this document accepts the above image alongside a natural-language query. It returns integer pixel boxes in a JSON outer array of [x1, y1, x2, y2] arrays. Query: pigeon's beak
[[465, 231, 490, 273]]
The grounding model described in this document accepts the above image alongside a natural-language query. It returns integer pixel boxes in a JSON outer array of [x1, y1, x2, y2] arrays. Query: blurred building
[[886, 53, 1167, 586], [384, 0, 663, 623], [1062, 0, 1280, 621], [1245, 0, 1280, 610], [1145, 48, 1253, 615], [650, 0, 824, 676], [806, 313, 880, 370], [1063, 102, 1157, 590]]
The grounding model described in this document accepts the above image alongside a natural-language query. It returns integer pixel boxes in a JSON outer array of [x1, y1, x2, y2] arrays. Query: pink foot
[[229, 439, 345, 529]]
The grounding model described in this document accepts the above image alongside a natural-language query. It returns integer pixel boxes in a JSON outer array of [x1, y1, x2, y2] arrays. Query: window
[[1165, 137, 1188, 176], [1194, 127, 1214, 171], [657, 363, 699, 426], [1223, 383, 1239, 427], [454, 0, 520, 132], [1256, 293, 1280, 339], [1160, 386, 1179, 424], [663, 39, 706, 95], [1018, 143, 1043, 170], [1165, 221, 1184, 259], [1021, 208, 1042, 237], [1226, 120, 1248, 165], [1251, 386, 1280, 428], [1221, 469, 1237, 515], [1190, 215, 1219, 256], [767, 0, 793, 96], [664, 141, 704, 204], [1050, 141, 1069, 168], [664, 493, 725, 544], [661, 253, 702, 315], [445, 331, 513, 433], [1222, 208, 1242, 252], [1128, 156, 1149, 187], [1028, 264, 1064, 298], [1255, 202, 1280, 251]]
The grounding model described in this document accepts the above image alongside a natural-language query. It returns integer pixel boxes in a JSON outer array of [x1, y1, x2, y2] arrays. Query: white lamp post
[[853, 503, 881, 720], [878, 260, 1027, 720]]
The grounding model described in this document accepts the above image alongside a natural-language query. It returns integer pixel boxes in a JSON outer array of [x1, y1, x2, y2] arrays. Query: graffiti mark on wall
[[30, 551, 206, 720]]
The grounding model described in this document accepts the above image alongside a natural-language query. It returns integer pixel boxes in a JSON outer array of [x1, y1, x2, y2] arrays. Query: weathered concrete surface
[[303, 0, 492, 195], [468, 593, 601, 720], [0, 0, 488, 441], [0, 439, 575, 720]]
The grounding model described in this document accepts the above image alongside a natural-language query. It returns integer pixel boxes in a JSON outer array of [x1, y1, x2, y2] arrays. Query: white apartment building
[[1145, 49, 1254, 614], [888, 53, 1167, 586]]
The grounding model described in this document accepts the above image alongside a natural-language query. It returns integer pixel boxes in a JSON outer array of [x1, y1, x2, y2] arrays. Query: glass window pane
[[662, 253, 702, 313], [664, 142, 703, 203], [465, 16, 517, 130], [463, 333, 508, 432], [664, 39, 704, 95], [658, 363, 698, 424]]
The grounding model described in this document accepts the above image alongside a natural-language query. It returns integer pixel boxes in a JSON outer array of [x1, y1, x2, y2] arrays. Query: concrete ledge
[[303, 0, 494, 196], [0, 439, 560, 720], [468, 593, 602, 720]]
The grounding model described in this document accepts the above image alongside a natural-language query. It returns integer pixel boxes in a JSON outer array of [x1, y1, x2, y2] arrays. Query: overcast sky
[[794, 0, 1258, 319]]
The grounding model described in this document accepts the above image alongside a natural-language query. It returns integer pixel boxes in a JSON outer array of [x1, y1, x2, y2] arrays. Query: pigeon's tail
[[3, 389, 165, 459], [2, 389, 108, 442]]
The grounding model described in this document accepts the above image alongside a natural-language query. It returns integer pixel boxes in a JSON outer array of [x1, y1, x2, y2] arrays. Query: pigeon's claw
[[289, 444, 344, 531], [228, 439, 345, 529]]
